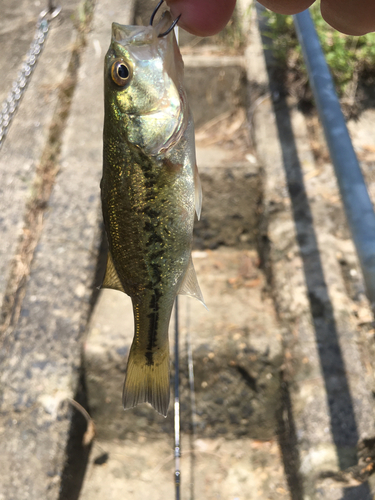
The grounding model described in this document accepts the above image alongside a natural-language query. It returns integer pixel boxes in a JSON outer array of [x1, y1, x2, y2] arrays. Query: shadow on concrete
[[89, 225, 109, 313], [59, 370, 92, 500], [58, 227, 108, 499], [256, 6, 371, 499], [276, 380, 304, 500]]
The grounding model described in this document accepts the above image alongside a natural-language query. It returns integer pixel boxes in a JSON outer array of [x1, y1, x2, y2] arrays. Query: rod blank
[[174, 296, 181, 500]]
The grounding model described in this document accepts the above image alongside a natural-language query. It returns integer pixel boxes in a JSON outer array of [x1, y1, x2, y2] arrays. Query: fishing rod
[[148, 4, 183, 494], [186, 298, 197, 500], [173, 22, 199, 500], [174, 296, 181, 500], [173, 21, 182, 500], [175, 295, 198, 500]]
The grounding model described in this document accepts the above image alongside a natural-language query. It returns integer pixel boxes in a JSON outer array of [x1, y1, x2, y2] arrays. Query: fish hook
[[39, 0, 61, 21], [149, 0, 164, 25], [149, 0, 181, 38]]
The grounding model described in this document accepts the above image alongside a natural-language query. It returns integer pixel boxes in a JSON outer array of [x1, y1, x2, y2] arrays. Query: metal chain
[[0, 5, 61, 150]]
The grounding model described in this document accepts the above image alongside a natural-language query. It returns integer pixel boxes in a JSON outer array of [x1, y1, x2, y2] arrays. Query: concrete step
[[246, 4, 375, 498], [84, 248, 282, 436], [79, 436, 289, 500], [0, 0, 84, 305], [1, 0, 375, 498], [82, 246, 288, 497]]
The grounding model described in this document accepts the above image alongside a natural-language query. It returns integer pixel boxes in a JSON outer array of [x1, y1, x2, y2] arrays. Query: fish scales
[[101, 13, 204, 416]]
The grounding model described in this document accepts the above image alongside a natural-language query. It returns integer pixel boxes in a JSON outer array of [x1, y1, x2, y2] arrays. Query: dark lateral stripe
[[144, 207, 160, 218], [145, 288, 162, 366], [146, 232, 164, 247]]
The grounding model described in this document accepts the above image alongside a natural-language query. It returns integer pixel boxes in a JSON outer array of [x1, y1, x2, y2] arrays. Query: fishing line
[[175, 290, 197, 500], [186, 298, 197, 500], [174, 295, 181, 500], [173, 24, 181, 500], [150, 0, 181, 38]]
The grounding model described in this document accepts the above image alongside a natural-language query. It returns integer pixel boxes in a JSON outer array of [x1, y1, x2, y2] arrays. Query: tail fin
[[122, 342, 170, 417]]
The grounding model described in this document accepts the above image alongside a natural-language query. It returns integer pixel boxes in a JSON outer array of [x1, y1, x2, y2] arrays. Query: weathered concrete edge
[[244, 3, 375, 499], [0, 1, 133, 499], [0, 0, 83, 306]]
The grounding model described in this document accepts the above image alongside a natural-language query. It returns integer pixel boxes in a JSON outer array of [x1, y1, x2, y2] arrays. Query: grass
[[263, 2, 375, 102]]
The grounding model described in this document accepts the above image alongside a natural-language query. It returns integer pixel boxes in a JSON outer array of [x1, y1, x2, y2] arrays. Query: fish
[[101, 12, 205, 417]]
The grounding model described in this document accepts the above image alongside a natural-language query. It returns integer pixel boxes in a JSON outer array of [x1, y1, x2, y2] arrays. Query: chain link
[[0, 6, 61, 150]]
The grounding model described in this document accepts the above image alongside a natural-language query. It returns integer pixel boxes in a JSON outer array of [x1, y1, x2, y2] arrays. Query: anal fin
[[102, 251, 125, 293], [178, 255, 206, 308]]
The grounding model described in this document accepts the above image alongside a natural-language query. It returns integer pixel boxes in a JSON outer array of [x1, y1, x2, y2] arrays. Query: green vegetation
[[215, 5, 252, 52], [264, 2, 375, 98]]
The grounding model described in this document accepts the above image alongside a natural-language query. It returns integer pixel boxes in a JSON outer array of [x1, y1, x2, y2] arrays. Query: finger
[[321, 0, 375, 35], [165, 0, 236, 36], [256, 0, 315, 15]]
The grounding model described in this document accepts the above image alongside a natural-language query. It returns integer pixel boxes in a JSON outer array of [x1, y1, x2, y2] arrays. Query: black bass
[[101, 13, 204, 417]]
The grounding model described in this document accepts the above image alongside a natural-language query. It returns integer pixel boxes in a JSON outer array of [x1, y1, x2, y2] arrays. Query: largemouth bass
[[101, 13, 204, 417]]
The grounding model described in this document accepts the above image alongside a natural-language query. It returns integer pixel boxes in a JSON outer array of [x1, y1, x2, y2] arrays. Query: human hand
[[165, 0, 375, 37], [165, 0, 236, 36], [259, 0, 375, 36]]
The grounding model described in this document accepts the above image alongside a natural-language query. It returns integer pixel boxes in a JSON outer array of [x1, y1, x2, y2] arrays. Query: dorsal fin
[[102, 252, 125, 293], [178, 256, 206, 308]]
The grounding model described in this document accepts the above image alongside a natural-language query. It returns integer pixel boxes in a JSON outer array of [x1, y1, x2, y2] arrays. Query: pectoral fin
[[178, 256, 206, 308], [102, 252, 124, 293], [194, 163, 202, 220]]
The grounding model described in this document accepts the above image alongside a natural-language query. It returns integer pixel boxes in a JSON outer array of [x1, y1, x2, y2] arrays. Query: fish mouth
[[153, 11, 176, 38], [111, 13, 173, 46], [111, 23, 153, 44], [108, 14, 186, 156], [111, 15, 184, 91]]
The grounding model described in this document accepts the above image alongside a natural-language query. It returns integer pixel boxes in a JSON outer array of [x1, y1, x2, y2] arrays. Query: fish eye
[[111, 60, 131, 86]]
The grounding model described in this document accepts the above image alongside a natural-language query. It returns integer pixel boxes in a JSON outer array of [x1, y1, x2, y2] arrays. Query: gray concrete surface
[[247, 6, 375, 499], [81, 249, 289, 499], [0, 0, 133, 498], [80, 435, 289, 500], [83, 248, 283, 437], [1, 0, 375, 498], [0, 0, 83, 304]]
